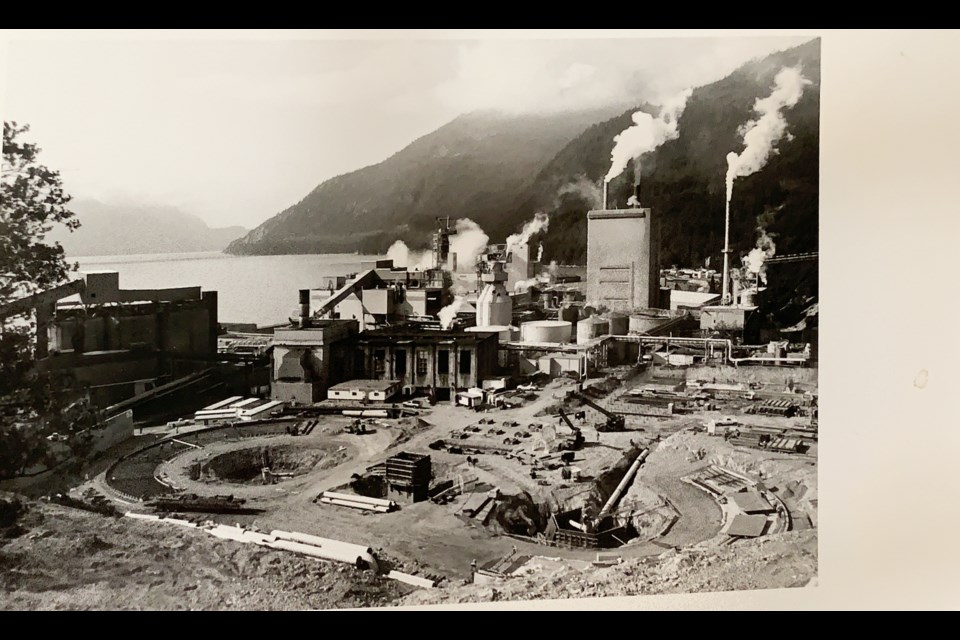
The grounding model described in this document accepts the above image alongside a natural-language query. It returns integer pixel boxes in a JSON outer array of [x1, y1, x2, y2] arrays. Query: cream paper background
[[0, 28, 957, 610]]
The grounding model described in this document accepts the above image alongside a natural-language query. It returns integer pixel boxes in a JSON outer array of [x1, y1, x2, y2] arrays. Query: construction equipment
[[572, 393, 626, 432], [344, 420, 369, 435], [555, 409, 586, 451]]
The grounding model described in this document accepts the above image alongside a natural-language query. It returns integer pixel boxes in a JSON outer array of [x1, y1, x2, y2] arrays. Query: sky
[[0, 30, 813, 230]]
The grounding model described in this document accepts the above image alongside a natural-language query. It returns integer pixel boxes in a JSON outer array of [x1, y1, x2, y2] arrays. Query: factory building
[[327, 379, 401, 403], [478, 241, 538, 293], [586, 193, 660, 313], [351, 326, 498, 401], [17, 270, 220, 409], [308, 261, 447, 330], [271, 319, 359, 405]]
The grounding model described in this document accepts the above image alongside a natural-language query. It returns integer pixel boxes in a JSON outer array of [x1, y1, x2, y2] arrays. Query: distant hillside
[[225, 107, 632, 256], [51, 200, 247, 257], [226, 38, 819, 270], [530, 38, 820, 268]]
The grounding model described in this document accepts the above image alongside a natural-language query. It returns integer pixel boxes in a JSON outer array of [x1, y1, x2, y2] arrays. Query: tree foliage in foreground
[[1, 121, 89, 480]]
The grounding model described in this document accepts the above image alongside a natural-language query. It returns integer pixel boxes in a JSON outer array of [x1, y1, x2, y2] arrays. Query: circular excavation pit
[[191, 444, 348, 485]]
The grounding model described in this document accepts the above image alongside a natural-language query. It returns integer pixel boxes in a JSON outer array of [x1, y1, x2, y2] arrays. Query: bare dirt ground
[[0, 500, 408, 610], [2, 371, 817, 609], [398, 529, 817, 606]]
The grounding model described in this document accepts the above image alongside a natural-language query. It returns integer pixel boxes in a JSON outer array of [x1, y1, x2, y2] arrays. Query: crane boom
[[572, 392, 626, 432]]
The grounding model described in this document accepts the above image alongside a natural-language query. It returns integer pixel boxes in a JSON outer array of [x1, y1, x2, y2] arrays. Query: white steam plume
[[449, 218, 489, 272], [438, 295, 467, 330], [725, 66, 812, 204], [548, 260, 559, 275], [536, 242, 543, 263], [386, 240, 434, 271], [506, 212, 550, 257], [744, 228, 777, 285], [554, 176, 602, 209], [604, 88, 692, 184]]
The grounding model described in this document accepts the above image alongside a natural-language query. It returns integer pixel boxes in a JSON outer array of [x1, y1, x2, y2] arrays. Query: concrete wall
[[273, 380, 317, 405], [586, 209, 658, 312], [89, 410, 134, 454], [685, 365, 818, 387], [49, 294, 217, 357]]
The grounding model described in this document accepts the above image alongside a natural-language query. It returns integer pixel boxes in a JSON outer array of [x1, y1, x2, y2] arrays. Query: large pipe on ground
[[319, 497, 391, 513], [322, 491, 396, 510], [597, 448, 650, 522], [269, 530, 380, 573]]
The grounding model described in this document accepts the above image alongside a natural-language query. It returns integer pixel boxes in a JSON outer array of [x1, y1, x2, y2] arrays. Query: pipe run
[[597, 448, 650, 522]]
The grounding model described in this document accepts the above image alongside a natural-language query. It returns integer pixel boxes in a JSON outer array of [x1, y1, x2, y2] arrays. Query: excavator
[[554, 409, 585, 451], [571, 392, 626, 432]]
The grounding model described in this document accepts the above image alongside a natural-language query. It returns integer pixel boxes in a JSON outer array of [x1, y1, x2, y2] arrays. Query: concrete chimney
[[602, 181, 608, 210], [298, 289, 310, 327]]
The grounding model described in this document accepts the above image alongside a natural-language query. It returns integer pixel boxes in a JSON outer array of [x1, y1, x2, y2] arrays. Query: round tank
[[577, 316, 609, 343], [521, 320, 572, 344], [630, 312, 671, 334], [740, 289, 757, 307], [607, 312, 629, 336], [466, 325, 514, 343], [559, 304, 580, 324]]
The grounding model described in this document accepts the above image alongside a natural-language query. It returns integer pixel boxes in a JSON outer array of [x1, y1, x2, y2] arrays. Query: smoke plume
[[438, 295, 467, 330], [744, 205, 783, 285], [386, 240, 433, 271], [448, 218, 489, 272], [744, 228, 776, 285], [604, 88, 692, 185], [536, 242, 544, 263], [506, 212, 550, 257], [725, 66, 812, 204], [554, 175, 602, 210]]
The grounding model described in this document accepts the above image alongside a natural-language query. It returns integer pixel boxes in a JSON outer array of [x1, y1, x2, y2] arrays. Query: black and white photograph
[[0, 29, 953, 611]]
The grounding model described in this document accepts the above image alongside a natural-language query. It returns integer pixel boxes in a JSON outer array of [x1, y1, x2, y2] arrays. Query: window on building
[[374, 349, 386, 376], [416, 350, 428, 375], [395, 349, 407, 376], [438, 349, 450, 374], [459, 350, 471, 375]]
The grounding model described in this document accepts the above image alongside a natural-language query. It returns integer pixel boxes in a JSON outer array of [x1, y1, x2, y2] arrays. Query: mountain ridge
[[226, 38, 820, 268], [50, 199, 247, 257]]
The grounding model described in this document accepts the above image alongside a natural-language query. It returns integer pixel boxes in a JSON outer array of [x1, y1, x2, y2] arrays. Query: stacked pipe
[[319, 490, 398, 513]]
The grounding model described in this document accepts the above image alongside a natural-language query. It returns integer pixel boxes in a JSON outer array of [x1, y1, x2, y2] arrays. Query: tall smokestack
[[602, 182, 608, 210], [298, 289, 310, 327], [721, 198, 731, 305]]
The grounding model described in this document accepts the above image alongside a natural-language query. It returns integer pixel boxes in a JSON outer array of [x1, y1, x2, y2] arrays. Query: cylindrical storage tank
[[577, 316, 609, 343], [520, 320, 572, 344], [607, 312, 629, 336], [740, 289, 757, 307], [466, 325, 514, 367], [630, 312, 670, 334], [466, 325, 513, 344], [559, 304, 580, 324]]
